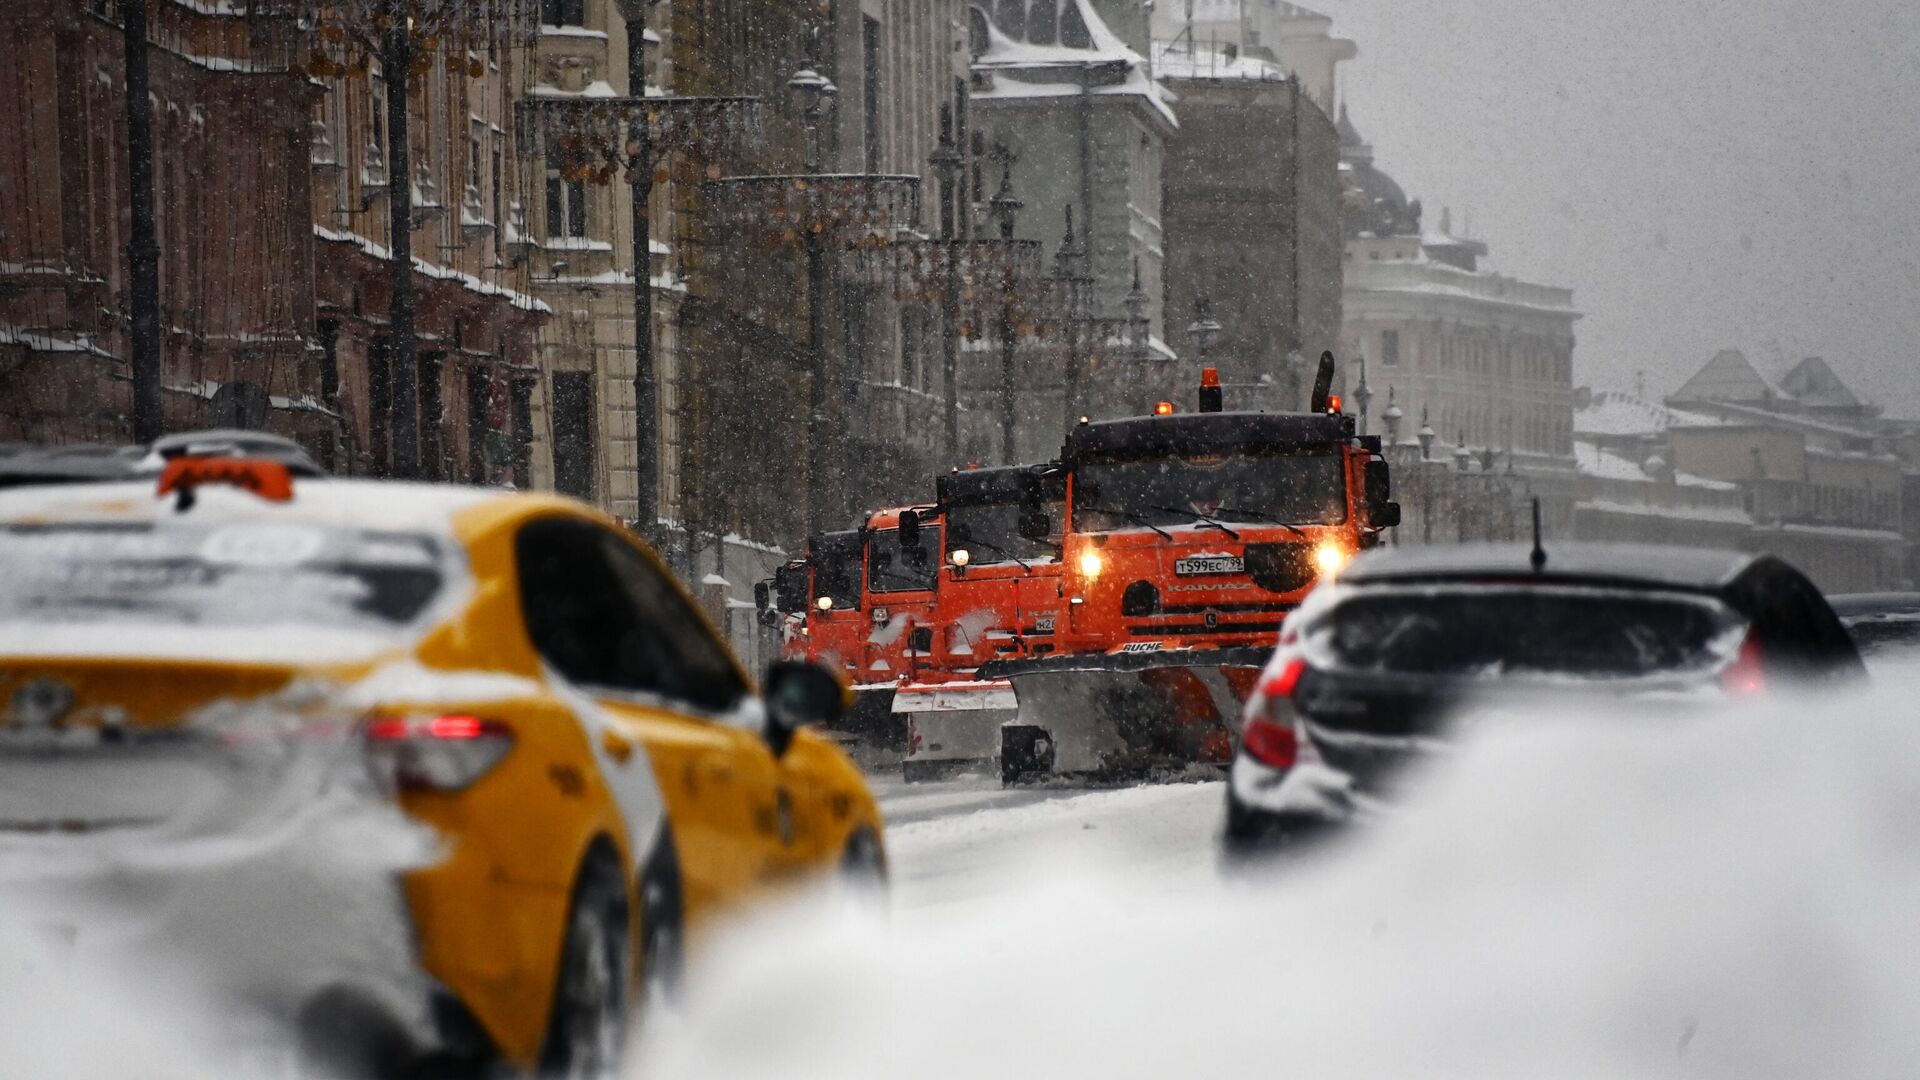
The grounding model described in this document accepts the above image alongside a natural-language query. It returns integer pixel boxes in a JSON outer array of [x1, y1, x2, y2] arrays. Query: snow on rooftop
[[1152, 43, 1289, 82], [1574, 440, 1654, 482], [1575, 390, 1724, 437], [973, 0, 1178, 126]]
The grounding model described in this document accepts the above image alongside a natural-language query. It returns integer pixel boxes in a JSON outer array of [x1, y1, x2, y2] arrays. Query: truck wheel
[[539, 848, 629, 1080]]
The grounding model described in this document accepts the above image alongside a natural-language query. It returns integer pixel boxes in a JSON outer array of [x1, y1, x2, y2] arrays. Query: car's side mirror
[[763, 660, 849, 758]]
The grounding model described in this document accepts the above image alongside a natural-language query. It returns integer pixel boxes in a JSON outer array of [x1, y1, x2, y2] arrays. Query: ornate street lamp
[[1381, 386, 1404, 447], [1186, 296, 1223, 363], [1053, 205, 1093, 431], [985, 156, 1024, 463], [1454, 433, 1474, 473], [516, 89, 763, 530], [1417, 406, 1436, 460], [929, 112, 965, 460], [302, 0, 543, 478], [1353, 356, 1374, 436]]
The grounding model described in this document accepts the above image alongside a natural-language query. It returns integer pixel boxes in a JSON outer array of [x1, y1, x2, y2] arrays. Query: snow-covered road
[[871, 775, 1227, 921]]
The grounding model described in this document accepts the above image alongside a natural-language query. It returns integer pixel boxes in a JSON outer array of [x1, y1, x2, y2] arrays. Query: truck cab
[[935, 464, 1067, 670], [1048, 408, 1395, 659]]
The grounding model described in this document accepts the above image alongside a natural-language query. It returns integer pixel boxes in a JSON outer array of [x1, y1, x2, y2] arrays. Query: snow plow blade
[[893, 680, 1020, 782], [978, 647, 1272, 785]]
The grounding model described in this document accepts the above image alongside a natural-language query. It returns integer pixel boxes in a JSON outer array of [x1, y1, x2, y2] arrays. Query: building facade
[[1154, 39, 1343, 411], [967, 0, 1179, 462], [306, 14, 548, 485], [0, 0, 332, 450], [1147, 0, 1355, 111]]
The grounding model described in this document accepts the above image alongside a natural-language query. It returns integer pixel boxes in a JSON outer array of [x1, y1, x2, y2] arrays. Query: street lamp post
[[986, 156, 1023, 464], [517, 88, 763, 531], [1454, 433, 1474, 543], [929, 113, 965, 464], [1381, 387, 1403, 446], [1353, 357, 1374, 437], [789, 65, 840, 531], [1417, 406, 1436, 544], [1054, 205, 1092, 431]]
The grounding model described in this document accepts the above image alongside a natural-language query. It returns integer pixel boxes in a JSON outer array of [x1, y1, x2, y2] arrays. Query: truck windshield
[[1073, 451, 1348, 531], [868, 526, 941, 593], [946, 501, 1058, 565]]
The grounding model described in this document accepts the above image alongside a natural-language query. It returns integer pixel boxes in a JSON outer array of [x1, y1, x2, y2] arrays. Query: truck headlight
[[950, 548, 971, 567], [1078, 551, 1104, 579], [1314, 542, 1349, 575], [816, 595, 835, 611]]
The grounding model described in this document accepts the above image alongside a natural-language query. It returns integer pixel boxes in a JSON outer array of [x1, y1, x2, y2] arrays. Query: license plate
[[1033, 616, 1055, 634], [1176, 556, 1243, 576]]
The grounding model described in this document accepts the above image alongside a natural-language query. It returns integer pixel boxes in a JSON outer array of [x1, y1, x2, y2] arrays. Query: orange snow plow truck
[[980, 356, 1400, 783]]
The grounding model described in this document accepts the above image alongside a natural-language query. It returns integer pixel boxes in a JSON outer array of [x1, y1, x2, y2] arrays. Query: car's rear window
[[1313, 585, 1745, 680], [0, 521, 448, 635], [1846, 616, 1920, 658]]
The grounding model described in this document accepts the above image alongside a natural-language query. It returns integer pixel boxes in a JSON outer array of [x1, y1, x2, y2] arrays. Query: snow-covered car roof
[[1340, 541, 1760, 592], [0, 477, 498, 535]]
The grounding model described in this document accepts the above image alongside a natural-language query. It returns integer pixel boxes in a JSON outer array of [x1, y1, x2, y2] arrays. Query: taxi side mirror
[[763, 660, 849, 758]]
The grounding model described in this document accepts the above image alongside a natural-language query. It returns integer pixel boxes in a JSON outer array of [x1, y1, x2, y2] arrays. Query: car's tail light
[[1242, 716, 1298, 769], [1721, 634, 1767, 696], [1241, 657, 1307, 769], [1262, 657, 1307, 699], [363, 714, 514, 792]]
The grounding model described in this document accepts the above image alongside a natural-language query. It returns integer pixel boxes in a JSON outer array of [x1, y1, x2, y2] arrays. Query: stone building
[[0, 0, 333, 450], [306, 15, 549, 485], [1664, 351, 1905, 590], [1338, 108, 1579, 475], [966, 0, 1179, 462], [518, 0, 682, 523], [667, 0, 970, 548], [1148, 0, 1355, 111], [1153, 38, 1344, 411]]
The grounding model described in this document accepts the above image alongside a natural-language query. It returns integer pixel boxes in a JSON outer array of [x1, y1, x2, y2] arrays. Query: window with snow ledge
[[541, 0, 585, 28]]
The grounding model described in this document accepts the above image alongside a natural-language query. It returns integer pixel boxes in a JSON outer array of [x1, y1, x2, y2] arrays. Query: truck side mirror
[[753, 581, 771, 611], [773, 564, 808, 614], [898, 509, 921, 549], [1364, 458, 1392, 505], [1373, 501, 1402, 529], [1018, 508, 1051, 542]]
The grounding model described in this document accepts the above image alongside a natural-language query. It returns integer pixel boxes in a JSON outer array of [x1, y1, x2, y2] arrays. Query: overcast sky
[[1311, 0, 1920, 418]]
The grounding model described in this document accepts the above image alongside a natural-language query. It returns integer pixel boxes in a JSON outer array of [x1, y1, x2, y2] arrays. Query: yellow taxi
[[0, 458, 884, 1077]]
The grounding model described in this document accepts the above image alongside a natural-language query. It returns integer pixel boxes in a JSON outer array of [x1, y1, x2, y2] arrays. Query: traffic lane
[[878, 777, 1227, 921]]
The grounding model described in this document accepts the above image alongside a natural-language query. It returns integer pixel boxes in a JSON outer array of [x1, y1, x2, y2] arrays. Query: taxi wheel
[[840, 826, 888, 890], [637, 829, 686, 1006], [539, 847, 629, 1080]]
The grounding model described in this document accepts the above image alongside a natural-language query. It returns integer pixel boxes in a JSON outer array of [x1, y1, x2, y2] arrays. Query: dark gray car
[[1224, 542, 1864, 854]]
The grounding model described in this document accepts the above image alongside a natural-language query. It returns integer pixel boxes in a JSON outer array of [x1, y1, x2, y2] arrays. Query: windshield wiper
[[961, 536, 1032, 572], [1210, 506, 1308, 540], [1148, 504, 1240, 540], [1073, 503, 1173, 540]]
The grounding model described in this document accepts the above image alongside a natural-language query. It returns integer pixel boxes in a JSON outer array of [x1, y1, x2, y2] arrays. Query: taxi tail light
[[1241, 658, 1306, 770], [1720, 633, 1767, 696], [363, 714, 514, 792]]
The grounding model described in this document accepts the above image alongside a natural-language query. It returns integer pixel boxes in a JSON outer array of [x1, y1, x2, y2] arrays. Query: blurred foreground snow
[[645, 673, 1920, 1079]]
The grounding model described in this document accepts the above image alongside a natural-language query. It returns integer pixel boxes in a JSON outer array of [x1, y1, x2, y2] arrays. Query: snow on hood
[[639, 676, 1920, 1078]]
